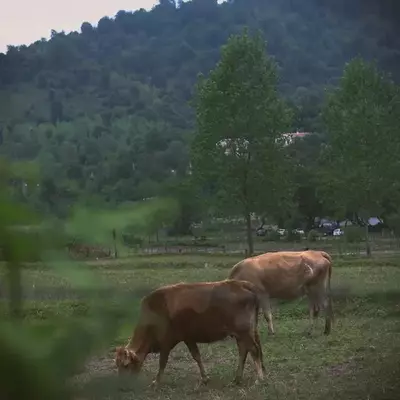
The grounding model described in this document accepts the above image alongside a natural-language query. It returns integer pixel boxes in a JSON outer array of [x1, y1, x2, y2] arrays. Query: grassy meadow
[[1, 253, 400, 399]]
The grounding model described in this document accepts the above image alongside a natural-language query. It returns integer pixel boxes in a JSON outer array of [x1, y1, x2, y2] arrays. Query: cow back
[[141, 280, 258, 344]]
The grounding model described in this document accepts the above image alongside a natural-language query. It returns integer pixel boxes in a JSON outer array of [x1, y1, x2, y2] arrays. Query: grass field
[[1, 254, 400, 399]]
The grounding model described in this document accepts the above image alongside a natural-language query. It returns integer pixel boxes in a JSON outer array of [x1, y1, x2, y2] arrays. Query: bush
[[307, 229, 320, 242], [262, 230, 281, 242], [386, 213, 400, 237], [122, 232, 143, 247], [285, 230, 302, 242], [344, 226, 364, 243]]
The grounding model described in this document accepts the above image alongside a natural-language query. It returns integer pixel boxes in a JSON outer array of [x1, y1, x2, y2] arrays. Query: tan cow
[[114, 279, 265, 385], [228, 250, 334, 336]]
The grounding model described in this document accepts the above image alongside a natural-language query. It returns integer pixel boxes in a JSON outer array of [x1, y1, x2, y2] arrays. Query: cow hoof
[[195, 378, 209, 389]]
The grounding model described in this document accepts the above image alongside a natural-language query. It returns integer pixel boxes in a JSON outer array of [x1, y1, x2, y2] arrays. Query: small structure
[[281, 131, 311, 146]]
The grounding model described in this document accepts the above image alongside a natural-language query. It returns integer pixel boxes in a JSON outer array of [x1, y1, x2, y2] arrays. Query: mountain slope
[[0, 0, 398, 212]]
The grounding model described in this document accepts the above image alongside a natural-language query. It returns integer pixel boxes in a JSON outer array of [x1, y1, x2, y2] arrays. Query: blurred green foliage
[[0, 157, 178, 398], [343, 226, 365, 244]]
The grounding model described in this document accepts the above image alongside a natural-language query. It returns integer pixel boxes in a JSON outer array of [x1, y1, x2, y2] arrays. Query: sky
[[0, 0, 158, 53]]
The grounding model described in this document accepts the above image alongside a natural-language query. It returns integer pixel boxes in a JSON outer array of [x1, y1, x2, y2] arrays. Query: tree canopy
[[192, 28, 293, 254], [0, 0, 399, 233]]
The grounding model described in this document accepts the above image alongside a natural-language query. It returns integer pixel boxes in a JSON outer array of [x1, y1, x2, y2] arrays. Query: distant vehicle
[[256, 227, 304, 237], [256, 227, 266, 236], [333, 228, 344, 236]]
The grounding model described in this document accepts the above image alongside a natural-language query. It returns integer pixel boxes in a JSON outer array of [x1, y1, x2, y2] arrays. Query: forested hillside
[[0, 0, 399, 216]]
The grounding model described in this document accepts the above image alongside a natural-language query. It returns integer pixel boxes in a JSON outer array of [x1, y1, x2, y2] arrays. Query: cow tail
[[242, 281, 262, 326], [254, 291, 260, 328], [324, 255, 334, 333], [328, 260, 334, 323], [320, 251, 334, 323]]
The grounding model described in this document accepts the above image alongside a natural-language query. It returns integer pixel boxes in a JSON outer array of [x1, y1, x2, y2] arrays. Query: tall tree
[[320, 57, 400, 255], [191, 29, 293, 255]]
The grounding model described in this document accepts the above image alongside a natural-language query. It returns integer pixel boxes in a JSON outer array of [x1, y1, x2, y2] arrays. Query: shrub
[[344, 226, 364, 243], [122, 233, 143, 247], [386, 213, 400, 237], [307, 229, 320, 242], [262, 230, 281, 242], [285, 230, 302, 242]]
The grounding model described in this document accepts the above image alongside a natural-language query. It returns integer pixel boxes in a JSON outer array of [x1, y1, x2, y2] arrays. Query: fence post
[[112, 228, 118, 258]]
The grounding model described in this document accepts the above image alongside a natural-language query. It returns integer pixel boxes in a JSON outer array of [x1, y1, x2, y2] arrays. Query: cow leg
[[305, 285, 323, 336], [233, 339, 248, 384], [306, 296, 319, 336], [259, 294, 274, 335], [307, 284, 333, 336], [254, 329, 266, 373], [153, 346, 172, 385], [234, 334, 264, 384], [244, 333, 264, 383], [184, 341, 209, 384], [323, 294, 333, 335]]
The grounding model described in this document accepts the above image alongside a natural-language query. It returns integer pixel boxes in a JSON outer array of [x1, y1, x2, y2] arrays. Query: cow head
[[114, 346, 141, 374]]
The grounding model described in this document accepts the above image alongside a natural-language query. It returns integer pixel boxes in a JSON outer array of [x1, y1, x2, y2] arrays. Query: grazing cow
[[114, 280, 265, 385], [228, 250, 334, 336]]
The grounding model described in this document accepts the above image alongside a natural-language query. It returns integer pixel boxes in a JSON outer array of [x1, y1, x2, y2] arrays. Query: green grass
[[1, 254, 400, 399]]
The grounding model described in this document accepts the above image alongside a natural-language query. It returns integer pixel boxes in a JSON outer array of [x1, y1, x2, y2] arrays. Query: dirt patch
[[326, 357, 358, 377], [72, 351, 116, 387]]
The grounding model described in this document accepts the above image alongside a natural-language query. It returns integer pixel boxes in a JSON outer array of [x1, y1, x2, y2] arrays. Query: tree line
[[0, 0, 399, 252]]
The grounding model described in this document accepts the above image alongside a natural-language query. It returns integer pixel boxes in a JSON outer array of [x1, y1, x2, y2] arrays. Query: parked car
[[333, 228, 344, 236], [256, 227, 266, 236]]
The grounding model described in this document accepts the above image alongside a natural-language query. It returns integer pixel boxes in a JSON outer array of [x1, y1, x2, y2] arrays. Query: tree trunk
[[306, 215, 314, 232], [365, 223, 371, 257], [112, 228, 118, 258], [245, 212, 254, 257]]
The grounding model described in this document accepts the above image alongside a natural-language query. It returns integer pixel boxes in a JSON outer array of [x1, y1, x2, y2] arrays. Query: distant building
[[216, 138, 249, 157], [281, 131, 311, 146], [216, 133, 311, 153]]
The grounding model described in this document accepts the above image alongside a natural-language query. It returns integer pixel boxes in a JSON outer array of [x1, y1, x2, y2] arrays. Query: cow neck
[[126, 325, 151, 362]]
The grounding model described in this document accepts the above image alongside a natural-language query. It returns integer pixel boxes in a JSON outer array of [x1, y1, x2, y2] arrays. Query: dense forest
[[0, 0, 399, 226]]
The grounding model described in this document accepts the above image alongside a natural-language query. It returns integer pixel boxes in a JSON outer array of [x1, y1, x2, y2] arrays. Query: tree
[[320, 57, 400, 255], [162, 175, 204, 235], [191, 29, 293, 255]]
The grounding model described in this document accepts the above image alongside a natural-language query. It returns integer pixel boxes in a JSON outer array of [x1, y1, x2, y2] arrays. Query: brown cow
[[228, 250, 334, 336], [114, 279, 265, 385]]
